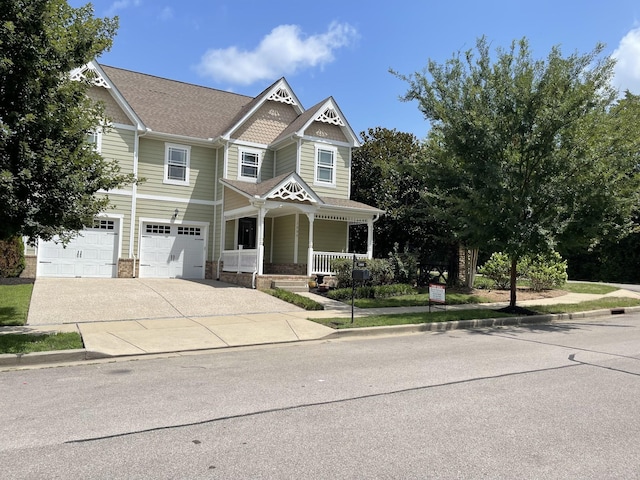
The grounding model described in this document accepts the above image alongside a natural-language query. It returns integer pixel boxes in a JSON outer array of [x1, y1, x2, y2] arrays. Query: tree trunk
[[510, 256, 518, 308]]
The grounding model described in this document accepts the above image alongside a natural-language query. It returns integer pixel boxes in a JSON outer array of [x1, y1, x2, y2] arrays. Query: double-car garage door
[[38, 219, 206, 279]]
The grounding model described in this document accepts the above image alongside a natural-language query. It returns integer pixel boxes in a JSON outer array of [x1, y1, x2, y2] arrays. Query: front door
[[238, 217, 256, 249]]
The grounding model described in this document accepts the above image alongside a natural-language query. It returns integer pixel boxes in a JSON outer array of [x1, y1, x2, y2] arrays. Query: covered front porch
[[217, 172, 382, 287]]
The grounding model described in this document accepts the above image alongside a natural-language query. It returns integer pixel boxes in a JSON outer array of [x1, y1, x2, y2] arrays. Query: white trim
[[98, 188, 132, 196], [228, 139, 269, 149], [164, 143, 191, 186], [224, 205, 257, 220], [347, 147, 352, 199], [302, 135, 352, 148], [296, 138, 302, 174], [223, 142, 229, 179], [314, 144, 337, 187], [88, 127, 103, 153], [110, 122, 137, 131], [237, 146, 262, 183], [293, 213, 299, 264], [143, 130, 222, 147], [136, 193, 219, 206], [129, 129, 140, 258]]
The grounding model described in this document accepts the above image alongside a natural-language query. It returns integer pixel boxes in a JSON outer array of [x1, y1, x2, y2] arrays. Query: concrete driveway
[[27, 278, 302, 325]]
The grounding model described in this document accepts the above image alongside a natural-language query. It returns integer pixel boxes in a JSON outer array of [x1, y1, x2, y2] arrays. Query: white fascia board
[[222, 78, 305, 140], [144, 130, 222, 148], [90, 61, 146, 132], [296, 98, 360, 147], [223, 205, 258, 219]]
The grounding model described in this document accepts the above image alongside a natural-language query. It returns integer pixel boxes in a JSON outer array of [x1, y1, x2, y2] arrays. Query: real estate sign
[[429, 283, 446, 304]]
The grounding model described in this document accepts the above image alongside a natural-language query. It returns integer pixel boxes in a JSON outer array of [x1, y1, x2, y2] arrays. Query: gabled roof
[[221, 171, 323, 204], [95, 63, 359, 147], [100, 64, 253, 139], [222, 78, 304, 140], [272, 97, 360, 147], [221, 172, 384, 214]]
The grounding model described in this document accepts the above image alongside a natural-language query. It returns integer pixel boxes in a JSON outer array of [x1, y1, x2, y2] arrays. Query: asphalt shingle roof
[[100, 65, 253, 139]]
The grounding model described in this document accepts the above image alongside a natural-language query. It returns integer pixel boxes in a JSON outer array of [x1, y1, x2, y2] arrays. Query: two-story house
[[26, 61, 383, 289]]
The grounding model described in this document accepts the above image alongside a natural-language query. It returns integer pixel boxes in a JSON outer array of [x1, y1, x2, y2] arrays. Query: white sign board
[[429, 283, 446, 304]]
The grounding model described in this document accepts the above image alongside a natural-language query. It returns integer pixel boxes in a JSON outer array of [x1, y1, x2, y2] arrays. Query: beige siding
[[88, 86, 132, 125], [304, 121, 348, 143], [226, 145, 238, 179], [224, 188, 249, 211], [233, 101, 299, 144], [224, 219, 236, 250], [299, 142, 350, 199], [101, 128, 135, 174], [297, 214, 309, 263], [214, 147, 225, 201], [314, 220, 347, 252], [271, 215, 295, 263], [261, 149, 275, 180], [137, 138, 216, 201], [275, 143, 297, 176]]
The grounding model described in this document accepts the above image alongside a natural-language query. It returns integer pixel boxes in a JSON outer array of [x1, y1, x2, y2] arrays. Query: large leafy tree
[[350, 127, 455, 265], [395, 37, 639, 308], [0, 0, 129, 243]]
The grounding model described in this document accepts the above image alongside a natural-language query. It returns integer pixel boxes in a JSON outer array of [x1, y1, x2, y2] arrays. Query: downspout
[[130, 127, 149, 278], [216, 140, 229, 280]]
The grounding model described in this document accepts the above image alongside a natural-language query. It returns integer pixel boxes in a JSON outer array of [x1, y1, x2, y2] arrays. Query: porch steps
[[271, 279, 309, 293]]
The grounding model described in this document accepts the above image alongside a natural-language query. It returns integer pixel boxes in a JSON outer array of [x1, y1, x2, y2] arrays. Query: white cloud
[[105, 0, 142, 16], [612, 27, 640, 94], [196, 21, 358, 85]]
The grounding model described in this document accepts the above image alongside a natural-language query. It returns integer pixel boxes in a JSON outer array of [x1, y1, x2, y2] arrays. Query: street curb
[[325, 306, 640, 339], [0, 349, 110, 367]]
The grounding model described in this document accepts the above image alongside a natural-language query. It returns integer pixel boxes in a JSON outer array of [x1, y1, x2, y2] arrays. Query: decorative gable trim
[[263, 172, 324, 205], [315, 106, 345, 126], [70, 63, 110, 88], [268, 87, 297, 106], [268, 178, 315, 202], [72, 61, 146, 132]]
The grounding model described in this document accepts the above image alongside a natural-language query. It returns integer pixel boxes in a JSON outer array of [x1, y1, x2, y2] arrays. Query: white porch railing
[[222, 248, 258, 273], [312, 251, 368, 276]]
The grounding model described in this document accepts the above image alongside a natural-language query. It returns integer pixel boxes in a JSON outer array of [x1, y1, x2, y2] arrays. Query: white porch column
[[367, 218, 374, 259], [306, 213, 315, 276], [257, 206, 266, 275]]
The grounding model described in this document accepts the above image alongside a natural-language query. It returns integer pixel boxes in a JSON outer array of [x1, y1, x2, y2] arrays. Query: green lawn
[[0, 332, 83, 354], [313, 296, 640, 329], [562, 282, 618, 295], [313, 309, 513, 329], [0, 284, 33, 327], [353, 291, 491, 308]]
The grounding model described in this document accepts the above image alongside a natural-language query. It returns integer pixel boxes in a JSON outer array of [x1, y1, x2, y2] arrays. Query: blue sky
[[74, 0, 640, 140]]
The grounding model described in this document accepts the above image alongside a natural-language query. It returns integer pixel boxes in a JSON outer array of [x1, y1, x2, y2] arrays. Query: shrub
[[330, 257, 395, 288], [477, 252, 512, 289], [521, 251, 568, 291], [388, 243, 418, 285], [0, 236, 25, 278], [265, 289, 324, 310], [328, 283, 415, 301]]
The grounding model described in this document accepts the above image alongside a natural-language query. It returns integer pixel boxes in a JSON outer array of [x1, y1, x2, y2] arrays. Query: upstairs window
[[164, 143, 190, 186], [86, 128, 102, 153], [315, 145, 336, 186], [238, 148, 261, 182]]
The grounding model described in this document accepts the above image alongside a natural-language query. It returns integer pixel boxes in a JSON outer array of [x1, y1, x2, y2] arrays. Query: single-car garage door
[[139, 223, 206, 279], [37, 218, 120, 278]]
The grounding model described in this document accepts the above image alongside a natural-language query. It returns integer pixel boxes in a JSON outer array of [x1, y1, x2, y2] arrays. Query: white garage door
[[38, 218, 120, 278], [139, 223, 205, 279]]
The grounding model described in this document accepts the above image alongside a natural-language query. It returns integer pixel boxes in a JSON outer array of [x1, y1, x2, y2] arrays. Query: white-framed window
[[314, 145, 337, 186], [86, 128, 102, 153], [164, 143, 190, 186], [238, 147, 261, 182]]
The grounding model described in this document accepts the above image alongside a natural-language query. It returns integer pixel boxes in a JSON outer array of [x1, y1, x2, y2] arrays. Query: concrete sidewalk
[[2, 288, 639, 366]]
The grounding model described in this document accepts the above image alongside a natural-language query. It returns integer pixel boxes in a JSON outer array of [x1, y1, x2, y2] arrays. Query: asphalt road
[[2, 313, 640, 479]]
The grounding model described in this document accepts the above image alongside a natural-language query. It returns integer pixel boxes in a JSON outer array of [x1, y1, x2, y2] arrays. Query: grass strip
[[0, 284, 33, 327], [561, 282, 619, 295], [0, 332, 83, 354], [353, 292, 491, 308], [265, 289, 324, 310], [313, 309, 513, 329], [530, 297, 640, 314]]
